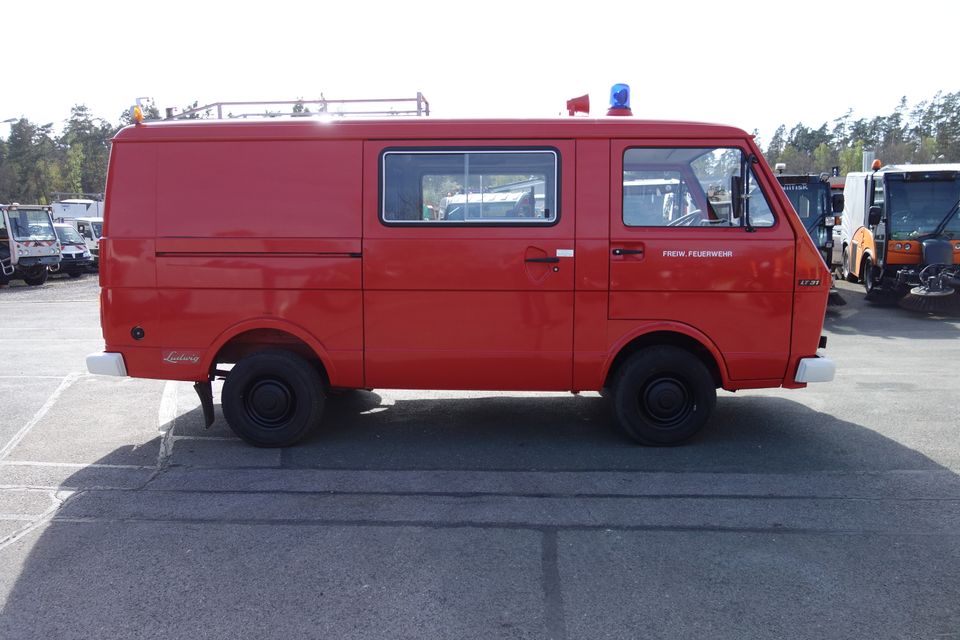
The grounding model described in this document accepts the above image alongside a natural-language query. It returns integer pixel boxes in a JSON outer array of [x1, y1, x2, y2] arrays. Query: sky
[[2, 0, 956, 149]]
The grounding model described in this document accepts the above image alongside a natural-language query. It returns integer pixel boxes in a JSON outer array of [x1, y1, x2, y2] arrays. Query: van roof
[[113, 118, 750, 143]]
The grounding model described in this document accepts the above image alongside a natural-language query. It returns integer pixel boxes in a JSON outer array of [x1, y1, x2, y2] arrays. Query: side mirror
[[868, 205, 882, 227], [832, 193, 845, 213], [730, 175, 743, 222]]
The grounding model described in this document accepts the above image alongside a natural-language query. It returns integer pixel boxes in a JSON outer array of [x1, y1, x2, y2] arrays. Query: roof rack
[[165, 93, 430, 120]]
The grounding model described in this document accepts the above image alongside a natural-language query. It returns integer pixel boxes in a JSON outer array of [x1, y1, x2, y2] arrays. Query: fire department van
[[87, 92, 835, 447]]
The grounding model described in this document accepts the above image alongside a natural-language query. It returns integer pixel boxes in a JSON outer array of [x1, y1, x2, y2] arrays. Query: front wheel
[[611, 346, 717, 446], [222, 350, 325, 447], [23, 268, 48, 286]]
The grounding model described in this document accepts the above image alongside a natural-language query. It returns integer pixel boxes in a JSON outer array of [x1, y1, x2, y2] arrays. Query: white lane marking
[[0, 490, 75, 552], [0, 461, 152, 470], [0, 373, 80, 461]]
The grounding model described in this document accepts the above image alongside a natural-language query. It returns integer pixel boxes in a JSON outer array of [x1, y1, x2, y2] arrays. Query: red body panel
[[99, 118, 829, 393]]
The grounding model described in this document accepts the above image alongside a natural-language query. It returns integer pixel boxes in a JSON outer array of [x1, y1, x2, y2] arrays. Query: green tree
[[2, 118, 63, 203], [60, 104, 115, 196]]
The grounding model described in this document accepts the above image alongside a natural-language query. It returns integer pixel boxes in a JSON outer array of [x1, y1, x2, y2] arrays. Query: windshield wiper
[[929, 197, 960, 238]]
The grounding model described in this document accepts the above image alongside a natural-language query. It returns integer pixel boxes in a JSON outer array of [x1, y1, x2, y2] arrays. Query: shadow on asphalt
[[2, 391, 958, 639], [826, 283, 960, 338], [23, 389, 956, 478]]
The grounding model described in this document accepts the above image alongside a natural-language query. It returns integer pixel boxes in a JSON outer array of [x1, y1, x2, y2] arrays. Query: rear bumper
[[795, 356, 835, 383], [86, 352, 128, 377]]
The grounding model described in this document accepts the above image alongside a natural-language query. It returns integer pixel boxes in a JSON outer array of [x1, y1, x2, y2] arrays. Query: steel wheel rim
[[243, 377, 296, 429], [639, 375, 693, 429]]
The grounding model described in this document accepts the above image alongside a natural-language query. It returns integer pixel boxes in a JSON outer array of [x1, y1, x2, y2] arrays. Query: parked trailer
[[87, 88, 835, 447]]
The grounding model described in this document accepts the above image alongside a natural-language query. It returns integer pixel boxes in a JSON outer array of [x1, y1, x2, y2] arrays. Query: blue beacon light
[[607, 83, 633, 116]]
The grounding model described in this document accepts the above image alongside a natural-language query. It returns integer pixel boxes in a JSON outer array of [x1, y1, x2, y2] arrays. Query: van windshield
[[8, 210, 56, 241]]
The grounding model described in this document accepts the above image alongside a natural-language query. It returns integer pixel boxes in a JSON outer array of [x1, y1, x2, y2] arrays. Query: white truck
[[0, 204, 62, 286], [51, 199, 105, 266], [69, 217, 104, 265], [51, 198, 104, 220]]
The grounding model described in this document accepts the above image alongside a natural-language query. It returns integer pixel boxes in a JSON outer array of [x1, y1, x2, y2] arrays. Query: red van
[[87, 111, 835, 447]]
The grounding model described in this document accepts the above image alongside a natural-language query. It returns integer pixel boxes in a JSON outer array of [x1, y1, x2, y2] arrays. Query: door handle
[[525, 257, 560, 263], [612, 248, 644, 256]]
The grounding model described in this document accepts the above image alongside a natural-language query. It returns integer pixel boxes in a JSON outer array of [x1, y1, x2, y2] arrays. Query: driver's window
[[623, 147, 742, 227]]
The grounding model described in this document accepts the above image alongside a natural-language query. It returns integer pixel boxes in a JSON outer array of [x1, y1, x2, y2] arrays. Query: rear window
[[381, 150, 558, 224]]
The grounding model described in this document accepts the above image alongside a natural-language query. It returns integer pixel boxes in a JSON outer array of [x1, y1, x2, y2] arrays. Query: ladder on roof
[[166, 93, 430, 120]]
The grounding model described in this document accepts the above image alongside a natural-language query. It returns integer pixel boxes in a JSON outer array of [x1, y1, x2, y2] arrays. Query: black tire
[[862, 255, 876, 294], [23, 268, 48, 286], [841, 245, 857, 282], [67, 271, 83, 278], [222, 349, 325, 447], [862, 256, 900, 306], [611, 346, 716, 446]]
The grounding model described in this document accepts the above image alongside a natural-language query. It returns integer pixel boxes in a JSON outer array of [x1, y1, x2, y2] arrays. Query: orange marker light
[[131, 105, 144, 125], [871, 159, 882, 171]]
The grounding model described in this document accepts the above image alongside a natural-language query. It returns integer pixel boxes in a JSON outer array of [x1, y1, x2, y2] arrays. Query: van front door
[[609, 142, 795, 382], [362, 142, 576, 390]]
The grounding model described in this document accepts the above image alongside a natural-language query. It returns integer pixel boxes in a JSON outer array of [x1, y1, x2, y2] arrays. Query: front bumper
[[18, 255, 61, 267], [795, 356, 836, 383], [59, 255, 94, 269]]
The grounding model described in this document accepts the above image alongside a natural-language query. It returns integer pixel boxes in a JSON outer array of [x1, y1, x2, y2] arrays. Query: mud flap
[[193, 381, 215, 427]]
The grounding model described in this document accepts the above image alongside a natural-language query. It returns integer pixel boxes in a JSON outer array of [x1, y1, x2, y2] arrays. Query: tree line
[[0, 102, 160, 205], [764, 91, 960, 174], [3, 92, 960, 205]]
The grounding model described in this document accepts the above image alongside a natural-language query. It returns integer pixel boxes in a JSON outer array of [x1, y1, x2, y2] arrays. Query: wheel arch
[[203, 318, 335, 385], [602, 324, 728, 390]]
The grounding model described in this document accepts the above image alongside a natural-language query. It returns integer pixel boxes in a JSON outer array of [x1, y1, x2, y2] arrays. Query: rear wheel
[[67, 271, 83, 278], [222, 349, 325, 447], [611, 346, 716, 446]]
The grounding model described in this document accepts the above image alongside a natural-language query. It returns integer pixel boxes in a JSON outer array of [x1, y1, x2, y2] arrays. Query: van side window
[[623, 147, 775, 228], [382, 150, 558, 224]]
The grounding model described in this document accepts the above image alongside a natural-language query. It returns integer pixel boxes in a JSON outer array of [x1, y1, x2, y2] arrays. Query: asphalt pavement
[[0, 274, 958, 639]]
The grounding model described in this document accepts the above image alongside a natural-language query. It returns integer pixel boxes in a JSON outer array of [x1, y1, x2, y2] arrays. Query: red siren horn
[[566, 94, 590, 116]]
